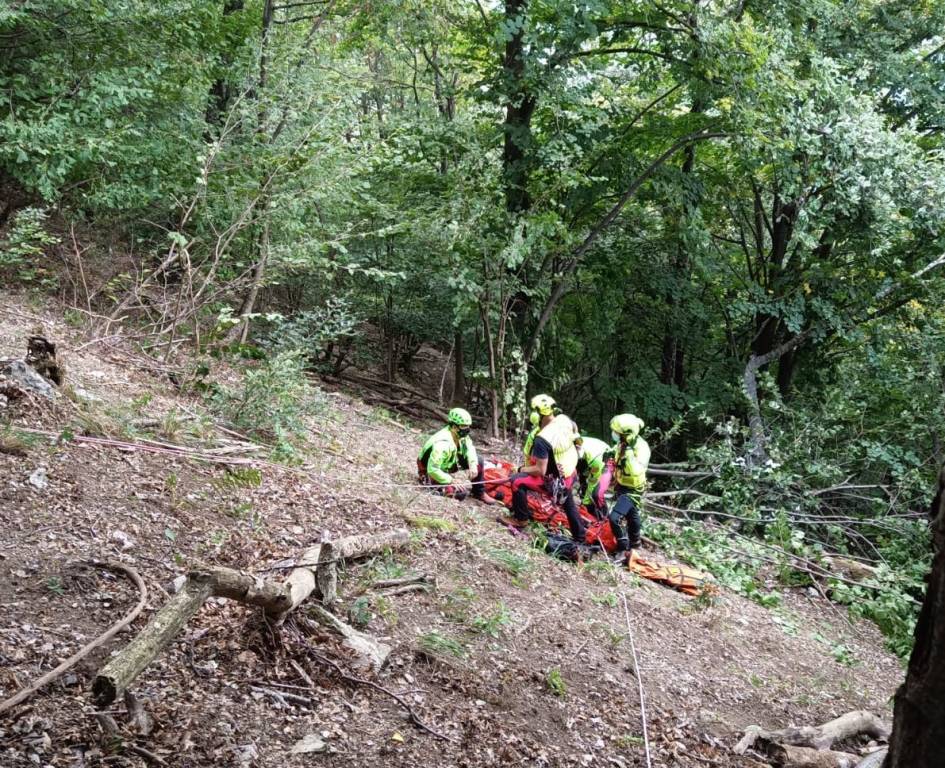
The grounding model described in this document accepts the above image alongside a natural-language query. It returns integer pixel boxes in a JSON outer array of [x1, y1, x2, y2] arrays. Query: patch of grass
[[579, 559, 622, 586], [591, 591, 618, 608], [478, 540, 532, 578], [374, 595, 398, 626], [226, 501, 255, 520], [45, 576, 65, 596], [419, 631, 466, 658], [443, 586, 477, 623], [408, 515, 456, 533], [211, 466, 263, 493], [348, 596, 372, 628], [545, 667, 566, 697], [0, 426, 33, 456], [615, 734, 643, 749], [369, 553, 408, 581], [680, 587, 718, 615], [470, 602, 513, 638]]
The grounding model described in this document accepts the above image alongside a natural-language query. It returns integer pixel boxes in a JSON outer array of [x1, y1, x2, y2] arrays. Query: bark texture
[[884, 464, 945, 768]]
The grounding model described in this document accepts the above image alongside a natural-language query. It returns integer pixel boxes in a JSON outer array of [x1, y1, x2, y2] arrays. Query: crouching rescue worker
[[602, 413, 650, 562], [417, 408, 495, 503], [574, 433, 612, 518], [508, 394, 585, 541]]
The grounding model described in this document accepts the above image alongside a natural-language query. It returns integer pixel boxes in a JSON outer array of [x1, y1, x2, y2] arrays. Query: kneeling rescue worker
[[509, 394, 585, 541], [417, 408, 494, 503], [598, 413, 650, 562]]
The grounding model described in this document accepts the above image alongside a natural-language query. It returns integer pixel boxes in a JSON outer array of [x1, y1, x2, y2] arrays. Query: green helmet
[[610, 413, 644, 441], [447, 407, 472, 428], [528, 410, 541, 427], [530, 393, 556, 416]]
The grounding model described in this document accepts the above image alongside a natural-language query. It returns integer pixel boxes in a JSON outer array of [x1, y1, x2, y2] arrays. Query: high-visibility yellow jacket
[[537, 414, 579, 478], [418, 426, 477, 485], [522, 426, 539, 465], [613, 435, 650, 494]]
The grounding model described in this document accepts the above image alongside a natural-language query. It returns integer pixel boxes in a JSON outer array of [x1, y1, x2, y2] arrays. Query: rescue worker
[[601, 413, 650, 562], [417, 408, 495, 503], [574, 433, 612, 518], [508, 394, 585, 541]]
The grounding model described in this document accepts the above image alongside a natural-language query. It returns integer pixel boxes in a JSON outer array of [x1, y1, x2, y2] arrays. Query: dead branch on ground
[[92, 530, 409, 706], [0, 561, 147, 714]]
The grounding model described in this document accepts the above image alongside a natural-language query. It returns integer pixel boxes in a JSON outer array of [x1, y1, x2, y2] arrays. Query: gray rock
[[0, 360, 58, 399], [28, 467, 48, 490]]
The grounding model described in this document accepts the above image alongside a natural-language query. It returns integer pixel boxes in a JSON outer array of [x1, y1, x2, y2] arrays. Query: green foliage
[[211, 466, 263, 493], [207, 351, 318, 461], [348, 596, 372, 629], [469, 602, 513, 638], [419, 630, 466, 659], [0, 208, 60, 286], [545, 667, 566, 697], [407, 515, 456, 533]]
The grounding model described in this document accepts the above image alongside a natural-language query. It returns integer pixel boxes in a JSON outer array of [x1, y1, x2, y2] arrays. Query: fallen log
[[765, 742, 861, 768], [92, 530, 409, 705], [734, 711, 890, 755], [316, 528, 411, 608], [93, 574, 214, 707]]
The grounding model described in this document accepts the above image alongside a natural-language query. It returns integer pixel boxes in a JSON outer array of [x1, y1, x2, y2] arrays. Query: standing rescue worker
[[509, 394, 585, 541], [417, 408, 495, 503], [602, 413, 650, 561], [574, 434, 612, 518]]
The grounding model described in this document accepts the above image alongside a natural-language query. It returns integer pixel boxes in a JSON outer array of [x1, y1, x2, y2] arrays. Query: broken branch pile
[[734, 710, 890, 768], [92, 528, 410, 707]]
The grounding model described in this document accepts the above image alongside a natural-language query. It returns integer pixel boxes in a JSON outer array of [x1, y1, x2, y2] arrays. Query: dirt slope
[[0, 296, 902, 767]]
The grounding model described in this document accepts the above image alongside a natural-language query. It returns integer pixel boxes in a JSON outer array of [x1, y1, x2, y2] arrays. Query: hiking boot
[[497, 515, 528, 529], [611, 551, 629, 566]]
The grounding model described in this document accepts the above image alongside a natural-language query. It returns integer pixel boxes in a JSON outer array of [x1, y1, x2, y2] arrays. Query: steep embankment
[[0, 296, 902, 767]]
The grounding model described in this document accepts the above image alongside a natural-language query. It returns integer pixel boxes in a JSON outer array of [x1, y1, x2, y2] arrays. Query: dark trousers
[[609, 485, 642, 551], [510, 472, 585, 542]]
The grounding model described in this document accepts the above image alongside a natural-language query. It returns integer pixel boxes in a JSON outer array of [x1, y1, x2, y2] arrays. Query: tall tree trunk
[[481, 303, 500, 437], [236, 219, 269, 343], [501, 0, 535, 215], [233, 0, 273, 341], [884, 465, 945, 768], [205, 0, 245, 133], [451, 330, 464, 405]]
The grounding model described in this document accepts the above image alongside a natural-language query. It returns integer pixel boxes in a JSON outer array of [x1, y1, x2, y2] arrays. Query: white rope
[[621, 592, 653, 768]]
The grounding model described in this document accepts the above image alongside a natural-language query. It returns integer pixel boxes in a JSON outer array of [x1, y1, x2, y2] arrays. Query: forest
[[1, 2, 945, 765]]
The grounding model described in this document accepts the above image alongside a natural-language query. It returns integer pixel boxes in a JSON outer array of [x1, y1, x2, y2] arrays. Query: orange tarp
[[483, 459, 714, 597]]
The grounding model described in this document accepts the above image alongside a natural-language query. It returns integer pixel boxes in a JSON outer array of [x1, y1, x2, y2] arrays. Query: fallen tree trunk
[[316, 528, 411, 608], [93, 530, 409, 706], [765, 742, 861, 768], [93, 575, 215, 706], [734, 710, 890, 754]]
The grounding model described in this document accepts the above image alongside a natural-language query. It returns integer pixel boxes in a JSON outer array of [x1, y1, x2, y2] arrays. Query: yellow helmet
[[529, 394, 556, 416], [610, 413, 644, 441], [447, 407, 472, 427]]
